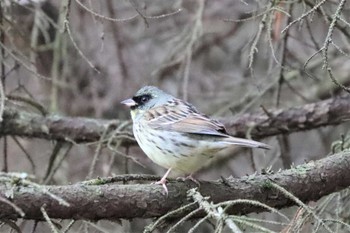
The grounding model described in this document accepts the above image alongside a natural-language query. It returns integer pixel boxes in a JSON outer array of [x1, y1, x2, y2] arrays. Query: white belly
[[133, 122, 222, 174]]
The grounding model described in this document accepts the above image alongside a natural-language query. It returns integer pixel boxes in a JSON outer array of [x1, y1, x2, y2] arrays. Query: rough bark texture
[[0, 151, 349, 220], [1, 95, 350, 144], [0, 106, 134, 144], [220, 95, 350, 139]]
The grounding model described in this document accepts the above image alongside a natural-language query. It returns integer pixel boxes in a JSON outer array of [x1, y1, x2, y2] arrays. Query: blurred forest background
[[1, 0, 350, 232]]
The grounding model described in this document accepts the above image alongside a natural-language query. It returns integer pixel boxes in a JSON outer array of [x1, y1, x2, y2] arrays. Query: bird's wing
[[144, 99, 229, 137], [144, 99, 271, 149]]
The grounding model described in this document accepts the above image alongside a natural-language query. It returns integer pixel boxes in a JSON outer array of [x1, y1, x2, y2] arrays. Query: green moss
[[261, 180, 274, 189]]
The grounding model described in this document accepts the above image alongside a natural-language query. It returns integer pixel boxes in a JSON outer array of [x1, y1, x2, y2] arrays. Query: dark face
[[131, 94, 152, 110], [121, 86, 172, 117]]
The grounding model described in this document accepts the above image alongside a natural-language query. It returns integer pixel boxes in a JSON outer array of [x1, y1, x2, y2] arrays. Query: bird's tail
[[223, 136, 271, 150]]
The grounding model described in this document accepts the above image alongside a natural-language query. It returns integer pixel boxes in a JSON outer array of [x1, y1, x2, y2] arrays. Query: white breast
[[133, 121, 223, 174]]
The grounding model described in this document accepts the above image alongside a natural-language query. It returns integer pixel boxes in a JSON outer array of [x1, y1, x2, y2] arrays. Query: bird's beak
[[121, 98, 137, 107]]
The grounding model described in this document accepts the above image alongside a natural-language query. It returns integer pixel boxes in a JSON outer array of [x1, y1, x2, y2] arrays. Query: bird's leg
[[186, 174, 200, 186], [176, 173, 200, 186], [154, 168, 172, 195]]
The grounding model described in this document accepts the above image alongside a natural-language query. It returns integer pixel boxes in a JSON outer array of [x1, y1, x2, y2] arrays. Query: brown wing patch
[[144, 99, 229, 137], [144, 106, 169, 120], [169, 115, 229, 137]]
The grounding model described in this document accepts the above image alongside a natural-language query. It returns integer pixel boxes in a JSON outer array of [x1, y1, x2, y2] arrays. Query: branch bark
[[221, 95, 350, 139], [1, 95, 350, 144], [0, 151, 349, 220]]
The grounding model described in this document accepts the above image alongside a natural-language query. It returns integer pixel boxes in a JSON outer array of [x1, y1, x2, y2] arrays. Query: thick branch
[[1, 95, 350, 143], [0, 106, 134, 144], [0, 151, 350, 220], [221, 95, 350, 139]]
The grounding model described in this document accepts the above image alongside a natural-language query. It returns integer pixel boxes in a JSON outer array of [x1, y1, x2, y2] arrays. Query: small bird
[[121, 86, 270, 194]]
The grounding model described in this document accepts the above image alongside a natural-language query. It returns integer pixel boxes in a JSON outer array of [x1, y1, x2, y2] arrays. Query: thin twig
[[269, 182, 333, 233], [0, 196, 25, 217], [7, 95, 48, 116], [11, 136, 36, 174], [144, 202, 198, 233], [43, 143, 72, 184], [0, 74, 5, 122], [41, 205, 59, 233], [281, 0, 327, 34], [75, 0, 138, 22], [63, 1, 100, 74], [86, 125, 110, 179], [321, 0, 350, 93]]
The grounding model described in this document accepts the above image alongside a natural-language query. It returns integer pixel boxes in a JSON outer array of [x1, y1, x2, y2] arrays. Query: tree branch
[[0, 151, 349, 220], [1, 95, 350, 144], [0, 106, 134, 144], [221, 95, 350, 139]]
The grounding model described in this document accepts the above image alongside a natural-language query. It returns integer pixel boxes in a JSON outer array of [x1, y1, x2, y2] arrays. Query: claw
[[153, 168, 172, 195], [154, 178, 168, 195], [177, 174, 200, 186]]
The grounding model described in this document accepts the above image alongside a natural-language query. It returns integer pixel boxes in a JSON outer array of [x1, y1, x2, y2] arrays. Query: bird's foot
[[152, 168, 172, 195], [153, 177, 168, 195], [177, 174, 200, 186]]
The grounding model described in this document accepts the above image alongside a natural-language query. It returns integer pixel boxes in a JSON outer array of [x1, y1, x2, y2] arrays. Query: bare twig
[[63, 0, 100, 73], [41, 205, 59, 233], [11, 136, 36, 174], [75, 0, 138, 22], [86, 125, 110, 179], [321, 0, 350, 93], [281, 0, 327, 34]]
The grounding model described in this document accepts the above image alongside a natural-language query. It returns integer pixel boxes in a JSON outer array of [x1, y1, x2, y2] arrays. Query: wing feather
[[144, 99, 229, 137]]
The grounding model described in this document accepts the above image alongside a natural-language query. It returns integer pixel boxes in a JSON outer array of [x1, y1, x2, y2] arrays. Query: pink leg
[[176, 173, 200, 186], [154, 168, 172, 195], [186, 174, 200, 186]]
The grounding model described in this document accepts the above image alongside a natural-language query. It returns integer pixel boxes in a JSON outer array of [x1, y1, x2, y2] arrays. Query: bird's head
[[121, 86, 172, 120]]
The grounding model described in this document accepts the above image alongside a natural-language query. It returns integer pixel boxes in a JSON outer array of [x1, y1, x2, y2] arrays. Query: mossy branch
[[0, 151, 350, 220]]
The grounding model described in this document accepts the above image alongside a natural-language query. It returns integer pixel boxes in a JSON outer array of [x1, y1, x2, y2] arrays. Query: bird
[[121, 86, 270, 194]]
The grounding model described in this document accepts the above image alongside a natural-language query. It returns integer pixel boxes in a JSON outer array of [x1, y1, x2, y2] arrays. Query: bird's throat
[[130, 110, 137, 120], [130, 109, 145, 120]]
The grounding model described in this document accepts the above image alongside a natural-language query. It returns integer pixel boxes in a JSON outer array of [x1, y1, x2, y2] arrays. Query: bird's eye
[[140, 95, 150, 103], [132, 94, 151, 106]]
